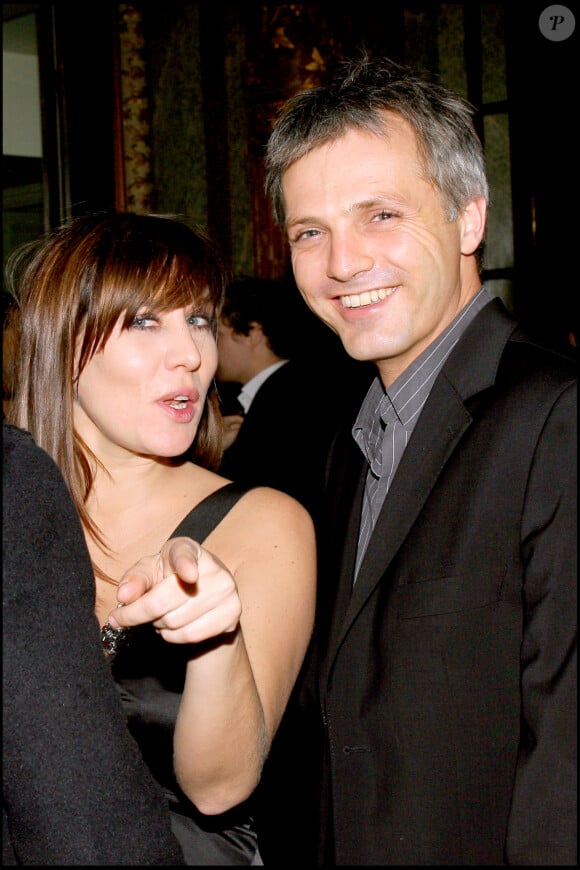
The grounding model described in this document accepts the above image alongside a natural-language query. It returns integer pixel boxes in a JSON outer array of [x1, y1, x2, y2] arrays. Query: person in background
[[5, 212, 316, 865], [3, 422, 186, 866], [216, 274, 371, 520], [261, 53, 577, 865]]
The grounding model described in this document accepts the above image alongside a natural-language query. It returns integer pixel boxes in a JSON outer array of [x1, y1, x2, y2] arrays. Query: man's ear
[[460, 196, 487, 256], [247, 322, 266, 348]]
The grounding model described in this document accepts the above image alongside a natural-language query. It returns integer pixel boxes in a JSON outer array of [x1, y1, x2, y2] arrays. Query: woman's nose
[[165, 326, 203, 370]]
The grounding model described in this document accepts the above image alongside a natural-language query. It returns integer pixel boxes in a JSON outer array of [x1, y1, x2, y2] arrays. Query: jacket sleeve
[[506, 382, 577, 865], [2, 426, 185, 866]]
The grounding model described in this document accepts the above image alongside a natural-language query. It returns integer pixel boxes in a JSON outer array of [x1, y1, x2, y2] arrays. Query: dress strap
[[172, 481, 254, 543]]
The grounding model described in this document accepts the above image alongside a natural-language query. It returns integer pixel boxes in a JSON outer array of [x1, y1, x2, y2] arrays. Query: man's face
[[216, 320, 250, 383], [281, 112, 485, 385]]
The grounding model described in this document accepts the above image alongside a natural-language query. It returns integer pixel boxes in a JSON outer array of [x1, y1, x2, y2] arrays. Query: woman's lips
[[157, 390, 200, 423]]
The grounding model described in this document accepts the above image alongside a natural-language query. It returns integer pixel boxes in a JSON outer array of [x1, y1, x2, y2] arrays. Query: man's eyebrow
[[286, 195, 405, 229], [286, 215, 319, 229]]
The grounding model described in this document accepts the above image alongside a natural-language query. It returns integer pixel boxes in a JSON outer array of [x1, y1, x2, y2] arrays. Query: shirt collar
[[353, 286, 491, 454], [238, 360, 288, 414]]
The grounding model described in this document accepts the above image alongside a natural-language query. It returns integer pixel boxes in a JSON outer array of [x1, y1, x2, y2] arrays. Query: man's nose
[[326, 231, 374, 281]]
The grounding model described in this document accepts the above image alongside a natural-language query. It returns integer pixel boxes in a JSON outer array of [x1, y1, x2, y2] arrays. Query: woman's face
[[73, 304, 218, 461]]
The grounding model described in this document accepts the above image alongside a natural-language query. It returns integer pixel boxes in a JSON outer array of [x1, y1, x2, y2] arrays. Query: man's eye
[[291, 228, 320, 244], [373, 210, 396, 222]]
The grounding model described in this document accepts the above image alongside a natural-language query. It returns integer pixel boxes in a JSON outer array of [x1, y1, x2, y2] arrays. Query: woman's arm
[[108, 487, 316, 814]]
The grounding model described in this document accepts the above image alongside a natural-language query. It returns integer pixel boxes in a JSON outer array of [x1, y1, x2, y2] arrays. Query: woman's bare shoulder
[[234, 485, 314, 527], [206, 484, 315, 564]]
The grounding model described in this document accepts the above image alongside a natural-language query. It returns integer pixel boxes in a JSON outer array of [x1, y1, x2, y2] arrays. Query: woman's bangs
[[86, 245, 224, 343], [148, 255, 224, 314]]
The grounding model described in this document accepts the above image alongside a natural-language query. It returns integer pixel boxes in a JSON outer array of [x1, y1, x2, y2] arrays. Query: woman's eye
[[131, 314, 158, 329], [129, 311, 216, 332], [187, 313, 215, 330]]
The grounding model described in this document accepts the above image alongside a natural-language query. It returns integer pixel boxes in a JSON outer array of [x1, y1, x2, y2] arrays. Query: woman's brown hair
[[6, 212, 227, 559]]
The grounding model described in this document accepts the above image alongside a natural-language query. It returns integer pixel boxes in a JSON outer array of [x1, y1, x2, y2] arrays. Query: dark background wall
[[3, 0, 578, 350]]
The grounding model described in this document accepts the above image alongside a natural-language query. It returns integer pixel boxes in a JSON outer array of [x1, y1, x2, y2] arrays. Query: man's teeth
[[341, 287, 397, 308]]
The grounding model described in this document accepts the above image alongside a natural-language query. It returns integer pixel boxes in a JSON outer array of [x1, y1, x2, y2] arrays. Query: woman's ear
[[460, 196, 487, 256]]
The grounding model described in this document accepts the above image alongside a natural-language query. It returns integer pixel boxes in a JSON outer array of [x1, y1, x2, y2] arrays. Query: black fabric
[[2, 424, 185, 865], [111, 481, 260, 866], [218, 359, 371, 522], [315, 301, 577, 864]]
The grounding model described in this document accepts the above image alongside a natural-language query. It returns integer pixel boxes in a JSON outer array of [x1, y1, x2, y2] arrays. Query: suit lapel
[[317, 428, 365, 657]]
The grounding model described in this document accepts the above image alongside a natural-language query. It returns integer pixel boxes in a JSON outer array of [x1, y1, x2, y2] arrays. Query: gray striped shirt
[[352, 286, 491, 580]]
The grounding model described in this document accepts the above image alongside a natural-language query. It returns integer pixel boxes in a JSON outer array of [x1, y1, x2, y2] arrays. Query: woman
[[6, 212, 316, 865]]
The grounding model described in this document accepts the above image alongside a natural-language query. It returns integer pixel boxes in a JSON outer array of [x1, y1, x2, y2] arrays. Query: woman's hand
[[106, 537, 242, 644]]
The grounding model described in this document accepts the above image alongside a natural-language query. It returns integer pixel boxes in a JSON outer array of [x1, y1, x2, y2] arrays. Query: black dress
[[110, 482, 260, 865]]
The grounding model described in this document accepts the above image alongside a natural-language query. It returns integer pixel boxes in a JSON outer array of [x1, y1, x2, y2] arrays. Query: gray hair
[[265, 54, 489, 226]]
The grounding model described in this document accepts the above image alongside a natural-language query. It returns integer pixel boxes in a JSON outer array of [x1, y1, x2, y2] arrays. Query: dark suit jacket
[[309, 299, 577, 865], [3, 424, 185, 865], [219, 359, 369, 520]]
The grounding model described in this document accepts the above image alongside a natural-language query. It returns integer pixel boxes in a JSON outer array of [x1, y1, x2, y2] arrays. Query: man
[[217, 274, 369, 518], [262, 55, 577, 864], [3, 423, 185, 865]]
